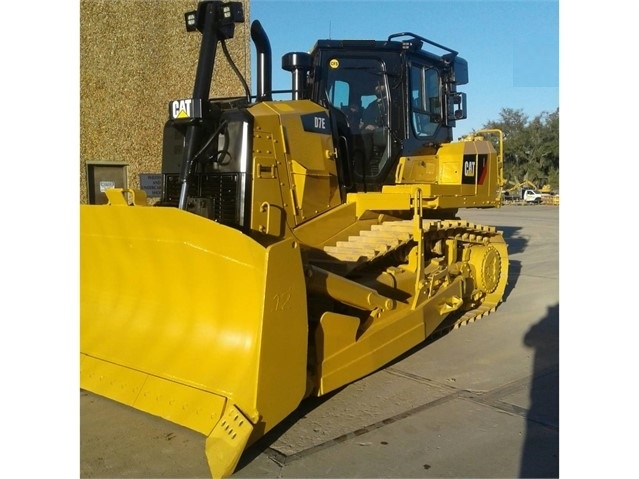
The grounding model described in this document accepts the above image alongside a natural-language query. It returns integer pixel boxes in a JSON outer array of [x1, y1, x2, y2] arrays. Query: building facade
[[80, 0, 251, 204]]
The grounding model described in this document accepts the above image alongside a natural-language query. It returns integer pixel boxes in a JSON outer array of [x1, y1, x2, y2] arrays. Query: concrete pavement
[[80, 204, 559, 478]]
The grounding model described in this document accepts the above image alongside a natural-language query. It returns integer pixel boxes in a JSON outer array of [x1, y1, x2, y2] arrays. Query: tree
[[482, 107, 559, 190]]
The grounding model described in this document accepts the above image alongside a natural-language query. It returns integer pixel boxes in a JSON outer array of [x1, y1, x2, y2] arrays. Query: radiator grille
[[162, 173, 246, 226]]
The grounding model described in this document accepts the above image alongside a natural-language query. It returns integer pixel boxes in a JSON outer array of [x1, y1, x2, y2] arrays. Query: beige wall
[[80, 0, 251, 204]]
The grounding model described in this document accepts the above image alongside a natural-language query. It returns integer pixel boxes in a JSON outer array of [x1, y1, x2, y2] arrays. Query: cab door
[[322, 56, 392, 191]]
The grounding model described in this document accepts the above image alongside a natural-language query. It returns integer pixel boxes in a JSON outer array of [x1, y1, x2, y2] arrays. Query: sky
[[249, 0, 559, 136]]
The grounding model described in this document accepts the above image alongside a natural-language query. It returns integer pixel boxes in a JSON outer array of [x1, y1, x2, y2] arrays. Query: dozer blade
[[80, 203, 308, 478]]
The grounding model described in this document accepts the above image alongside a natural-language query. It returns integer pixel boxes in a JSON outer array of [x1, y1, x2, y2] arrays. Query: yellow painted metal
[[311, 209, 509, 396], [390, 134, 503, 211], [437, 141, 466, 185], [249, 100, 341, 229], [105, 187, 148, 206], [305, 265, 396, 312], [315, 312, 361, 361], [473, 128, 505, 192], [81, 115, 509, 478], [465, 234, 509, 311], [315, 276, 466, 395], [80, 202, 309, 476], [205, 404, 254, 478], [347, 189, 414, 217], [292, 201, 374, 248], [81, 354, 227, 434]]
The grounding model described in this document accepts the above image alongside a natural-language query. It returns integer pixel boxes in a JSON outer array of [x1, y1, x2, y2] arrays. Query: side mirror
[[446, 92, 467, 122]]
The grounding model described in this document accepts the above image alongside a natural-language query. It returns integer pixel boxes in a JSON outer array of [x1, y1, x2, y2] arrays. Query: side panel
[[249, 100, 341, 232], [393, 137, 502, 209]]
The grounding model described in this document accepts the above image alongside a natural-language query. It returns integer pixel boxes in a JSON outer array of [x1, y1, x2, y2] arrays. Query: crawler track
[[319, 217, 509, 334]]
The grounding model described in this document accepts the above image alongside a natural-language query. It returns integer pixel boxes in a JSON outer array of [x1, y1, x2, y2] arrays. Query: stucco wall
[[80, 0, 251, 204]]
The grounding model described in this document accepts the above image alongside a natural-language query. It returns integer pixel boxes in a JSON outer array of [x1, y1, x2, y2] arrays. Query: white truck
[[522, 189, 543, 204]]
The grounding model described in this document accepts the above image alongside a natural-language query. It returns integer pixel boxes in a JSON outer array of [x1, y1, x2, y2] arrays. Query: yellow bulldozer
[[80, 1, 509, 477]]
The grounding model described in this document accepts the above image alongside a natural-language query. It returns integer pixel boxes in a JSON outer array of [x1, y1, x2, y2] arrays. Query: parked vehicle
[[522, 189, 543, 204]]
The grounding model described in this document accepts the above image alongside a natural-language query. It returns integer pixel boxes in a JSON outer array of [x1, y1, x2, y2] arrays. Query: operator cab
[[306, 34, 468, 192]]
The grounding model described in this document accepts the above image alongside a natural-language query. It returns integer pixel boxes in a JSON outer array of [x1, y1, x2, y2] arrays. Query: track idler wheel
[[468, 243, 503, 294]]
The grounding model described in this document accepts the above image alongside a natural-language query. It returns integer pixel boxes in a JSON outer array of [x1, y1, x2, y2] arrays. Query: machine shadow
[[496, 225, 526, 302], [498, 225, 528, 255], [519, 303, 559, 478], [235, 390, 340, 470]]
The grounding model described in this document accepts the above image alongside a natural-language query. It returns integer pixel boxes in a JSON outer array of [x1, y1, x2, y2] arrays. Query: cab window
[[325, 57, 390, 180], [410, 64, 441, 137]]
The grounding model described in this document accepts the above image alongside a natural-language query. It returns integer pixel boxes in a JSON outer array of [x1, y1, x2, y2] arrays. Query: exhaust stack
[[250, 20, 272, 102], [282, 52, 312, 100]]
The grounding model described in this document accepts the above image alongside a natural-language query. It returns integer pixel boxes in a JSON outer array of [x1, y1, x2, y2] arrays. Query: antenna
[[329, 20, 332, 39]]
